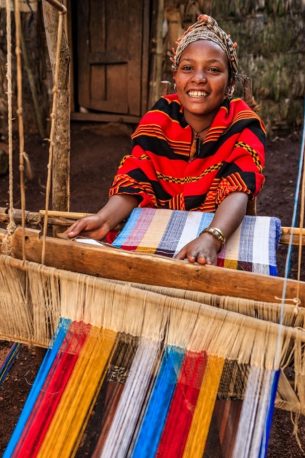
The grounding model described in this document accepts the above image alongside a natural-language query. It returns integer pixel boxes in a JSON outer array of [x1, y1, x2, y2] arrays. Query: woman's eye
[[209, 67, 221, 73], [181, 65, 192, 71]]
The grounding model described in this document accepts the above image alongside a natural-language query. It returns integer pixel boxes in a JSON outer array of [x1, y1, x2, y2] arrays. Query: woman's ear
[[225, 85, 235, 98]]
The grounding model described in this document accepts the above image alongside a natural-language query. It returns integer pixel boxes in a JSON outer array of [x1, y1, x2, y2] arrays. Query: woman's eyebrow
[[180, 57, 224, 64]]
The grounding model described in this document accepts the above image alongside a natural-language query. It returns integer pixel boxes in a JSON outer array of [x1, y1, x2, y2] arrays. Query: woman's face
[[173, 40, 229, 123]]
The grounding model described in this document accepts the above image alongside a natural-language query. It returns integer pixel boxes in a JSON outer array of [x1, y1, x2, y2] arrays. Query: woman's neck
[[184, 110, 216, 135]]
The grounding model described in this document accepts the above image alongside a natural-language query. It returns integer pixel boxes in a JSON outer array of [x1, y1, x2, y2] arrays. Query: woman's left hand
[[175, 232, 222, 265]]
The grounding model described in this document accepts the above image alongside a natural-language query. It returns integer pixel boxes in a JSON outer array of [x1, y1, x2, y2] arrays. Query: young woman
[[66, 15, 265, 265]]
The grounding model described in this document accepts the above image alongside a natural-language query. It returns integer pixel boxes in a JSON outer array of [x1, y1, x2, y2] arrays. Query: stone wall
[[163, 0, 305, 134]]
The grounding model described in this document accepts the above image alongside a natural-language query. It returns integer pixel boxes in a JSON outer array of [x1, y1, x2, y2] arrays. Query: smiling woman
[[65, 14, 266, 266], [173, 40, 229, 134]]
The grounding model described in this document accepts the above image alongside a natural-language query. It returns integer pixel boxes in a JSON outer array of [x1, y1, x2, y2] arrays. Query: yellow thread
[[37, 327, 116, 458], [182, 355, 224, 458]]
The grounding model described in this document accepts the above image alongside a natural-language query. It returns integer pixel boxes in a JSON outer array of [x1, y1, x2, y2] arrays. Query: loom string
[[14, 0, 26, 261], [71, 332, 119, 457], [279, 97, 305, 322], [156, 351, 208, 458], [130, 346, 185, 458], [37, 327, 117, 457], [258, 370, 281, 458], [14, 322, 91, 457], [296, 126, 305, 288], [97, 338, 161, 458], [264, 97, 305, 454], [0, 342, 20, 386], [182, 356, 224, 458], [4, 0, 16, 255], [83, 334, 140, 457]]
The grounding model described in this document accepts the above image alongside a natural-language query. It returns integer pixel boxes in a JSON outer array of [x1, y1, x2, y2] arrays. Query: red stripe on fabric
[[156, 351, 208, 458], [15, 322, 91, 458], [217, 257, 225, 267]]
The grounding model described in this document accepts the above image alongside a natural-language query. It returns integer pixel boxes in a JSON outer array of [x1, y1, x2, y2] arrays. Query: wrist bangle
[[199, 227, 226, 246]]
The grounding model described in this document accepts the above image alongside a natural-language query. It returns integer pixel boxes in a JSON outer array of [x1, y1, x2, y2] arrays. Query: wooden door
[[75, 0, 149, 117]]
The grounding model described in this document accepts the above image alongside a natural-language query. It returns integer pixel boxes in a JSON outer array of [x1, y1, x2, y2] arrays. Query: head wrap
[[171, 15, 238, 87]]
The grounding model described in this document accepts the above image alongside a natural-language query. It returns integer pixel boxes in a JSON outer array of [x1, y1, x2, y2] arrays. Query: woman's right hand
[[65, 213, 112, 240], [64, 194, 139, 240]]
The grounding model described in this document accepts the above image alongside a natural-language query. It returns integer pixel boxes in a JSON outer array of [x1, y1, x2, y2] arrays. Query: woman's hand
[[64, 194, 138, 240], [176, 192, 249, 265], [65, 213, 112, 240], [175, 232, 222, 265]]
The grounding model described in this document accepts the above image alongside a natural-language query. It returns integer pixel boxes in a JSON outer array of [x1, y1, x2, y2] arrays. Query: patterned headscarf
[[171, 15, 238, 90]]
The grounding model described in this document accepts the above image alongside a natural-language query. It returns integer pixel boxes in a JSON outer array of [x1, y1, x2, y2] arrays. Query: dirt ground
[[0, 122, 304, 456]]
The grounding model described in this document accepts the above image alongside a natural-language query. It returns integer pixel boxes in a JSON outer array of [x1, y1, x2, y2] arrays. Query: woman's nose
[[192, 69, 207, 83]]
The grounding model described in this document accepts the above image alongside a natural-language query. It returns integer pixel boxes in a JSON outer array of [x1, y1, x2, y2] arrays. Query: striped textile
[[112, 208, 281, 276], [5, 319, 278, 458], [109, 94, 266, 212]]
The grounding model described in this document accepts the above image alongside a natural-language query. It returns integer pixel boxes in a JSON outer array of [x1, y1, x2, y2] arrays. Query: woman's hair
[[171, 15, 238, 96], [171, 14, 258, 110]]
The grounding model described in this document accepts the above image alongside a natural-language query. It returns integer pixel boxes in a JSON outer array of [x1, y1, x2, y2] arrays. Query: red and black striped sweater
[[109, 94, 266, 212]]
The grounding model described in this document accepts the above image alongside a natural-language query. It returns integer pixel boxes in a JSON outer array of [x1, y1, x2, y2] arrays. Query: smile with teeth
[[187, 90, 208, 98]]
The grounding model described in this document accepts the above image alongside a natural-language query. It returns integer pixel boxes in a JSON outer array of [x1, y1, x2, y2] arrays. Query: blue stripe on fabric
[[156, 210, 188, 257], [258, 370, 280, 458], [131, 346, 184, 458], [112, 207, 144, 248], [197, 212, 214, 236], [268, 218, 281, 276], [3, 318, 71, 458]]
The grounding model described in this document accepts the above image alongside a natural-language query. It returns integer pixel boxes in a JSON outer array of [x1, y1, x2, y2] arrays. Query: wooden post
[[148, 0, 165, 107], [42, 0, 70, 233]]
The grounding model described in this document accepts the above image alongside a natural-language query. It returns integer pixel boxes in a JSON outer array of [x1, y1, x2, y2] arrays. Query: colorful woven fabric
[[109, 94, 266, 212], [5, 319, 278, 458], [112, 208, 281, 275]]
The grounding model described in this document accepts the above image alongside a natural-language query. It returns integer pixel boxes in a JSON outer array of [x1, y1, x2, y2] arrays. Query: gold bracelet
[[199, 227, 226, 245]]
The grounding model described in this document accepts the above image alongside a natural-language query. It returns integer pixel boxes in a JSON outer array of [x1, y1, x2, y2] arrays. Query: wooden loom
[[1, 1, 305, 456]]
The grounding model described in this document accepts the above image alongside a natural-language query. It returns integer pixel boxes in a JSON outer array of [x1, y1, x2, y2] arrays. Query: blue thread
[[131, 346, 184, 458], [283, 98, 305, 281], [3, 318, 71, 457], [259, 370, 280, 458]]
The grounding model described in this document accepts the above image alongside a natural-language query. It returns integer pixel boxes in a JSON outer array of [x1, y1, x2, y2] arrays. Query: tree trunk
[[42, 1, 70, 227]]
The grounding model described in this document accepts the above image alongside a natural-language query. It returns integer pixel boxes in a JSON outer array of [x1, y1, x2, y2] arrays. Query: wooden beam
[[1, 227, 304, 306]]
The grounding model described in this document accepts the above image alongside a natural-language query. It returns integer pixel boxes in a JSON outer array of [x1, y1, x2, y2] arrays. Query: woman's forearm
[[97, 194, 139, 229], [209, 192, 249, 240]]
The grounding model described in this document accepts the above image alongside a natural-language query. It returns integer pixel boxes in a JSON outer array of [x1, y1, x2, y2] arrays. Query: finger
[[175, 247, 187, 260], [66, 220, 89, 238], [187, 252, 197, 263], [81, 223, 111, 240], [197, 254, 208, 265]]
